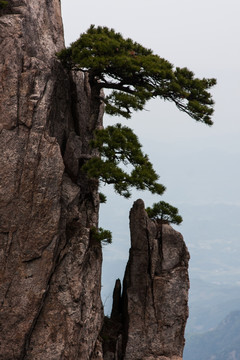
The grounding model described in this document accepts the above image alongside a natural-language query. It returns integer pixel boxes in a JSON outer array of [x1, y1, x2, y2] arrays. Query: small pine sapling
[[90, 227, 112, 245], [146, 201, 183, 225]]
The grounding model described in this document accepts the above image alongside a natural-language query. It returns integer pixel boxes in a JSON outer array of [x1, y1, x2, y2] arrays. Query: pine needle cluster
[[146, 201, 183, 225], [83, 124, 165, 198], [90, 227, 112, 245], [58, 25, 216, 125]]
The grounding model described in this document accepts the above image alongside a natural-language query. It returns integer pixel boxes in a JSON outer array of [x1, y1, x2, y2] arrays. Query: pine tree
[[57, 25, 216, 205], [146, 201, 183, 225], [58, 25, 216, 125]]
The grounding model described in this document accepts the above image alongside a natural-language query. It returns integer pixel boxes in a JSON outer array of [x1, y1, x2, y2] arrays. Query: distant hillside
[[186, 278, 240, 334], [184, 311, 240, 360], [181, 203, 240, 285]]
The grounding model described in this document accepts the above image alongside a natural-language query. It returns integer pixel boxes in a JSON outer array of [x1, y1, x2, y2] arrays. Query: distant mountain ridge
[[184, 311, 240, 360], [186, 278, 240, 334]]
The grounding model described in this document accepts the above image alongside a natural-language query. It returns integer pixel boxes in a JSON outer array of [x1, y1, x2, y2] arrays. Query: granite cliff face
[[0, 1, 103, 359], [103, 200, 190, 360], [0, 2, 189, 360]]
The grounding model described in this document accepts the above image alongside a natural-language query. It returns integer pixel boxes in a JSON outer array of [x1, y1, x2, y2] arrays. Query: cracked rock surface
[[0, 1, 103, 359], [103, 200, 189, 360], [122, 199, 190, 360]]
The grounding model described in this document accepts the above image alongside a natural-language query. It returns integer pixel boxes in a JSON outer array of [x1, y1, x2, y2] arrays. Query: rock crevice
[[103, 200, 190, 360]]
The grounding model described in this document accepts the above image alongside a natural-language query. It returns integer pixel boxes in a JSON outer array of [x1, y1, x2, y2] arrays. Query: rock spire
[[103, 199, 190, 360]]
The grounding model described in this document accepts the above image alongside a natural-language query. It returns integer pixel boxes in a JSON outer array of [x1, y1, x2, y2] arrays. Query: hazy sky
[[61, 0, 240, 312]]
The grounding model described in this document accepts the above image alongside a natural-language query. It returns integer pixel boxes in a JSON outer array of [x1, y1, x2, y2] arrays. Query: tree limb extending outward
[[82, 124, 166, 199], [57, 25, 216, 124]]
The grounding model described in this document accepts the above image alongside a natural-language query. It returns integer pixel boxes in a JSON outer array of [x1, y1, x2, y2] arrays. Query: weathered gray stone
[[121, 199, 189, 360], [111, 279, 122, 322], [0, 1, 103, 359]]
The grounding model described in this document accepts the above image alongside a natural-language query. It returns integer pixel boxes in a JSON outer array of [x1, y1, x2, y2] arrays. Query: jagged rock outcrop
[[0, 1, 103, 359], [103, 199, 190, 360]]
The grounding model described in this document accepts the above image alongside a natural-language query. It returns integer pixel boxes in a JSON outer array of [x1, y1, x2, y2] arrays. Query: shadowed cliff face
[[103, 199, 190, 360], [0, 1, 103, 359]]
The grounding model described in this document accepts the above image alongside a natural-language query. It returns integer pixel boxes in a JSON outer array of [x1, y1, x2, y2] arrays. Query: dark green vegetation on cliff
[[83, 123, 165, 199], [58, 25, 216, 216], [58, 25, 216, 124], [146, 200, 183, 225], [90, 226, 112, 244], [0, 1, 8, 9]]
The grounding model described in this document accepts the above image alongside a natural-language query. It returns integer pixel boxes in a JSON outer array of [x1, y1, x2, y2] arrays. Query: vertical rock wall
[[123, 199, 189, 360], [103, 199, 189, 360], [0, 1, 103, 359]]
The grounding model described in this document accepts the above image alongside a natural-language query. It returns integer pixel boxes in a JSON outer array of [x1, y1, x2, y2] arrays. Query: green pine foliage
[[0, 1, 8, 9], [57, 25, 216, 222], [99, 192, 107, 204], [146, 201, 183, 225], [82, 124, 166, 198], [57, 25, 216, 125], [90, 226, 112, 245]]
